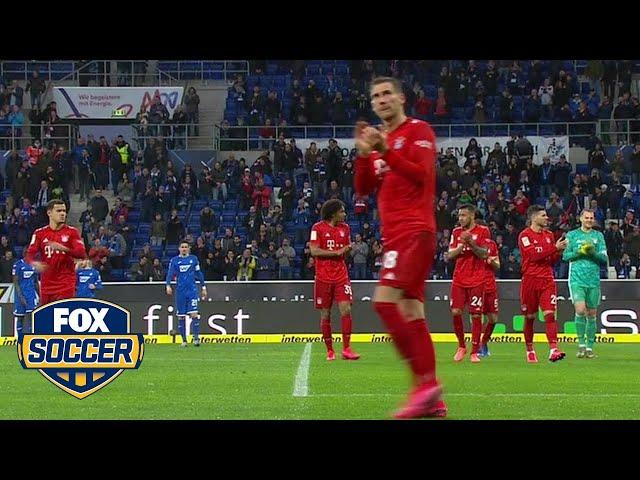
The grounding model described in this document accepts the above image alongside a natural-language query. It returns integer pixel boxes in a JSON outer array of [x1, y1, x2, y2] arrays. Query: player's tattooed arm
[[464, 236, 488, 259]]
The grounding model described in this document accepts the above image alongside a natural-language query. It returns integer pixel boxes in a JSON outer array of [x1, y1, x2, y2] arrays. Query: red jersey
[[310, 221, 351, 283], [354, 118, 437, 242], [517, 227, 560, 280], [483, 238, 498, 292], [25, 224, 87, 295], [449, 224, 491, 287]]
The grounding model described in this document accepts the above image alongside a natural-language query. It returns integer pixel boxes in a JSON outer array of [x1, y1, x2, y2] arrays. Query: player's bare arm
[[201, 286, 208, 300], [465, 239, 489, 259], [446, 243, 465, 260], [166, 285, 173, 295], [487, 256, 500, 271]]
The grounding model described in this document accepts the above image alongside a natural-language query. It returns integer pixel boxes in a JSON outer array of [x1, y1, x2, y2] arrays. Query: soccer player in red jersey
[[25, 199, 87, 304], [354, 76, 445, 419], [309, 199, 360, 361], [478, 229, 500, 358], [447, 204, 490, 363], [518, 205, 568, 363]]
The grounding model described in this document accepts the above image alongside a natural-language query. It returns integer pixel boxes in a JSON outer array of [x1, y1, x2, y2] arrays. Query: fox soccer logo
[[17, 299, 144, 399]]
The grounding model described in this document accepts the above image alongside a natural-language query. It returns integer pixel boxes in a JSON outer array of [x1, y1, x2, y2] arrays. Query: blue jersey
[[166, 254, 205, 295], [13, 259, 37, 300], [76, 268, 103, 298]]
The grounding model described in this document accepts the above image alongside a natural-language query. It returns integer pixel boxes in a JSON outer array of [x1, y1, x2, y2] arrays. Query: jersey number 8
[[383, 251, 398, 269]]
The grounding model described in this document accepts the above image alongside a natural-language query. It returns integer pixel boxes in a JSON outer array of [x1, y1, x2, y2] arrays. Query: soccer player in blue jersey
[[13, 256, 39, 340], [76, 259, 103, 298], [166, 240, 208, 347]]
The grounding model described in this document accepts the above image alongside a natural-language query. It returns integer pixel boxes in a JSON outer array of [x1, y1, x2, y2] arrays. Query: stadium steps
[[185, 81, 228, 150]]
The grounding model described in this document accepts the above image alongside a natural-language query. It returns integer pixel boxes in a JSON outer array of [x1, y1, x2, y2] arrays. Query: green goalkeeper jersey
[[562, 227, 608, 287]]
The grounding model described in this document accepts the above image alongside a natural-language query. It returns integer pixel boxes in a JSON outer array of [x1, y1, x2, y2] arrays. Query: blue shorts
[[14, 295, 38, 315], [176, 291, 199, 316]]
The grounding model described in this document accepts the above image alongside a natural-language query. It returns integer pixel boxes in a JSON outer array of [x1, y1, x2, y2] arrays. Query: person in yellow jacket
[[236, 248, 257, 281]]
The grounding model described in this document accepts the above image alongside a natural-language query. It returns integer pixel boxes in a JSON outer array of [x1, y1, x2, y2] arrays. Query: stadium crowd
[[1, 60, 640, 283]]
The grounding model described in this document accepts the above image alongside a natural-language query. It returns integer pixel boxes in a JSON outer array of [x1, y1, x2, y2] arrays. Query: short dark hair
[[527, 205, 546, 219], [321, 199, 345, 221], [370, 76, 403, 94], [458, 203, 476, 215], [179, 240, 190, 248], [46, 199, 65, 211]]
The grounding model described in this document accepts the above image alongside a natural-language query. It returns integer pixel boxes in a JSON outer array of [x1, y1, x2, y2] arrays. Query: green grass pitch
[[2, 342, 639, 419]]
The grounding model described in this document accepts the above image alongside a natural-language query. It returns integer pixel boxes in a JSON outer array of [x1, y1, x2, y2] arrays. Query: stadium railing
[[0, 124, 79, 150]]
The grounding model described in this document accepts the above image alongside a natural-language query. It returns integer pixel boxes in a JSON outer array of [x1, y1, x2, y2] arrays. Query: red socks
[[374, 302, 436, 386], [374, 302, 413, 361], [524, 317, 535, 352], [471, 315, 482, 354], [452, 314, 465, 348], [544, 312, 558, 349], [341, 313, 352, 349], [321, 318, 333, 352], [407, 319, 437, 385], [481, 321, 496, 346]]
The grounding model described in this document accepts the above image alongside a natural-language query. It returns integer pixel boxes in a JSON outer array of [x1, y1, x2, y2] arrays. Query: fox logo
[[18, 299, 144, 399]]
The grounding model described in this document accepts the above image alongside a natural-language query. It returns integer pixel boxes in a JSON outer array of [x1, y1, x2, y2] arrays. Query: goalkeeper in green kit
[[562, 209, 609, 358]]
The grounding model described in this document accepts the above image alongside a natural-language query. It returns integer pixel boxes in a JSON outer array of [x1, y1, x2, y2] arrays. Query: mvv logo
[[17, 299, 144, 399]]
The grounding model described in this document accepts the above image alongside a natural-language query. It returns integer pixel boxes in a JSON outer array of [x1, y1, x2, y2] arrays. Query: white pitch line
[[311, 392, 640, 398], [293, 343, 312, 397]]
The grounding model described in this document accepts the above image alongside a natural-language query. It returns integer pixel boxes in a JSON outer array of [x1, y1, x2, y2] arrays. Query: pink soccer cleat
[[424, 399, 448, 418], [341, 347, 360, 360], [526, 350, 538, 363], [393, 382, 443, 419], [453, 347, 467, 362], [549, 349, 566, 362], [470, 353, 481, 363], [326, 350, 336, 361]]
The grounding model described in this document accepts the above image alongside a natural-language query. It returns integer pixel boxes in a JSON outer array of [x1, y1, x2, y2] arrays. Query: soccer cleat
[[470, 353, 481, 363], [393, 382, 443, 419], [526, 350, 538, 363], [585, 349, 596, 359], [341, 347, 360, 360], [193, 339, 200, 347], [477, 344, 491, 358], [326, 350, 336, 361], [180, 342, 188, 348], [424, 399, 448, 418], [576, 346, 586, 358], [453, 347, 467, 362], [549, 349, 566, 362]]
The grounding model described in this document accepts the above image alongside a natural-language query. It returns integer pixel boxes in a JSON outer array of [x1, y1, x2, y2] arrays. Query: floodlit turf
[[1, 342, 640, 420]]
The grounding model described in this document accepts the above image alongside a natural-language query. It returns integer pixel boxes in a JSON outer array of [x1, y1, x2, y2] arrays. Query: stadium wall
[[0, 281, 639, 340]]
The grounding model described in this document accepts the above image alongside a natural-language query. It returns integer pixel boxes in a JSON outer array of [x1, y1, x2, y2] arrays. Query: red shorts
[[40, 287, 76, 306], [314, 278, 352, 310], [520, 277, 557, 315], [379, 231, 435, 303], [483, 289, 499, 314], [450, 283, 485, 314]]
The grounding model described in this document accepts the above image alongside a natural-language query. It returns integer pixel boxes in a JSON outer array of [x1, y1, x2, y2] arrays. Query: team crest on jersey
[[546, 238, 551, 243], [339, 231, 344, 237], [17, 299, 144, 399], [61, 235, 69, 242], [393, 137, 405, 150]]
